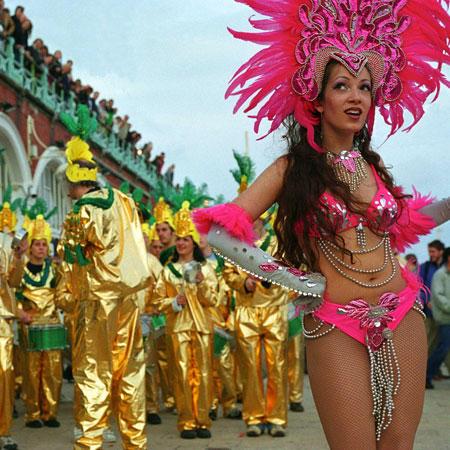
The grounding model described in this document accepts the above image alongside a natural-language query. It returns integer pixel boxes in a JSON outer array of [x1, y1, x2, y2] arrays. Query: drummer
[[152, 201, 218, 439], [140, 216, 164, 425], [9, 214, 63, 429], [222, 215, 290, 438], [199, 234, 242, 421]]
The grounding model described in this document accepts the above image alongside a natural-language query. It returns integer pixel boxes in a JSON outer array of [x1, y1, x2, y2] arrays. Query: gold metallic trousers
[[288, 332, 305, 403], [235, 305, 288, 426], [22, 348, 62, 423], [72, 297, 146, 450], [0, 319, 14, 436], [144, 333, 159, 414], [170, 331, 213, 431], [155, 334, 175, 409], [212, 342, 237, 416]]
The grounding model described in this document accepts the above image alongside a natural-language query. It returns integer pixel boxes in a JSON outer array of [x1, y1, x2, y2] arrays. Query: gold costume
[[12, 258, 62, 424], [152, 261, 217, 431], [223, 261, 289, 427], [56, 188, 150, 450], [0, 248, 23, 438], [137, 253, 163, 416], [288, 333, 305, 404], [207, 258, 239, 417]]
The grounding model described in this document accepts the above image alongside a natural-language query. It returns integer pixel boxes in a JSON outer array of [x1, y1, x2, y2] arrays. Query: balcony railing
[[0, 38, 167, 189]]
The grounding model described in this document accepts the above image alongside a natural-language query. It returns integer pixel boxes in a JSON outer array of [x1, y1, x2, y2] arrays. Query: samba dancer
[[55, 106, 150, 449], [194, 1, 450, 448], [152, 202, 217, 439], [11, 214, 62, 428]]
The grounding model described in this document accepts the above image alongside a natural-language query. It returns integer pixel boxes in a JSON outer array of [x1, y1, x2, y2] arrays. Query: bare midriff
[[310, 226, 407, 306]]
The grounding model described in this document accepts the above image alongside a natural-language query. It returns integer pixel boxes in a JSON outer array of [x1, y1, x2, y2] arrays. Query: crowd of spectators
[[0, 2, 175, 184]]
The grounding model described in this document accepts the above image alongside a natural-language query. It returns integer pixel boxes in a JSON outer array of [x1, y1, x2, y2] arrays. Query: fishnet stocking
[[305, 308, 426, 450]]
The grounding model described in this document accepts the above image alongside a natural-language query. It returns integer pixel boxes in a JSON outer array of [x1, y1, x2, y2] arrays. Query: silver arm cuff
[[207, 224, 326, 308]]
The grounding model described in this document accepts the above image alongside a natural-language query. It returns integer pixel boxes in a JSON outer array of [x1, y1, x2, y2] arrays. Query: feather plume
[[226, 0, 450, 145]]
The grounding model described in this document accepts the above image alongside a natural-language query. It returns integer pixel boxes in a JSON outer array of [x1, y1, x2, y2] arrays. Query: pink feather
[[226, 0, 450, 144], [390, 187, 436, 253], [192, 203, 257, 246]]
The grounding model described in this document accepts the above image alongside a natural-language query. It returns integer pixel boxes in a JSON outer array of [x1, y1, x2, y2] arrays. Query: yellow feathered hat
[[153, 197, 174, 229], [65, 137, 97, 182], [142, 223, 160, 242], [61, 105, 98, 183], [26, 214, 52, 250], [173, 201, 200, 244]]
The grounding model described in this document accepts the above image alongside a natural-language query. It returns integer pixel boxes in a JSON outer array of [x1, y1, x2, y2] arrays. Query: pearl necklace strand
[[318, 232, 397, 288]]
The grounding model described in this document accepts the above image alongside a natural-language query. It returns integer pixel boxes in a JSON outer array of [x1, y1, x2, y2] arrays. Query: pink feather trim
[[192, 203, 257, 246], [390, 187, 436, 253]]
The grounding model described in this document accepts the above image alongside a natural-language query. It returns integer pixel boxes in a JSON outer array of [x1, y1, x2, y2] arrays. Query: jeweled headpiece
[[174, 201, 200, 244], [26, 214, 52, 249], [153, 197, 175, 229], [226, 0, 450, 151], [61, 104, 98, 182]]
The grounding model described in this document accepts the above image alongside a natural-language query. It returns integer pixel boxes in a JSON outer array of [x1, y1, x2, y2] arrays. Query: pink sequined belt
[[313, 283, 418, 349]]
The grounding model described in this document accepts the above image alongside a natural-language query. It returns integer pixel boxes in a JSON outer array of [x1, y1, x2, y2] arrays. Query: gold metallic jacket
[[0, 249, 23, 318], [11, 260, 59, 324], [222, 235, 290, 308], [57, 188, 150, 302], [137, 253, 162, 315], [152, 261, 218, 334]]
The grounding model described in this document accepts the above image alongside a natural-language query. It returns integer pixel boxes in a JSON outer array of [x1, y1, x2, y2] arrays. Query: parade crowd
[[1, 129, 448, 449], [0, 2, 175, 181]]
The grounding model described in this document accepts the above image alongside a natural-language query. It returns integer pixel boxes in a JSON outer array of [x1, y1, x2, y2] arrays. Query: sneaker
[[43, 419, 60, 428], [0, 436, 18, 450], [425, 379, 435, 389], [13, 406, 18, 419], [246, 424, 264, 437], [180, 429, 196, 439], [225, 407, 242, 419], [25, 420, 42, 428], [146, 413, 162, 425], [102, 428, 117, 443], [196, 428, 211, 438], [208, 408, 217, 421], [73, 427, 82, 441], [267, 423, 286, 437], [290, 402, 305, 412]]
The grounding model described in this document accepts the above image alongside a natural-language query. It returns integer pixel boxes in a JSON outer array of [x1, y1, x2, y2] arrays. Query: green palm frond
[[171, 178, 213, 210], [230, 150, 255, 185], [60, 104, 98, 140]]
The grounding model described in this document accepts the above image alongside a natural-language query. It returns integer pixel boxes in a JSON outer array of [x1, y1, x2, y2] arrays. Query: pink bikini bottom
[[312, 267, 423, 346]]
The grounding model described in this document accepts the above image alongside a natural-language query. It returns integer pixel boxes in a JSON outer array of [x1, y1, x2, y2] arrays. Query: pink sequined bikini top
[[295, 165, 399, 238]]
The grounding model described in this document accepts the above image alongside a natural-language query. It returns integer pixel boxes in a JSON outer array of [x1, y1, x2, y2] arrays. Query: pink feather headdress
[[226, 0, 450, 151]]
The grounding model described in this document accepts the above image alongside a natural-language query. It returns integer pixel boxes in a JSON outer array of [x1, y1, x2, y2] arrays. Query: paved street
[[11, 375, 450, 449]]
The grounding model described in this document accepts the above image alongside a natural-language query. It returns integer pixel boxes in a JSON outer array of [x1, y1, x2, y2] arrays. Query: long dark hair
[[171, 238, 206, 263], [273, 62, 408, 271]]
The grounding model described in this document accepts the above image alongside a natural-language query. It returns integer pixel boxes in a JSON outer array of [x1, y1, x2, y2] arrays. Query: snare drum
[[27, 324, 68, 351]]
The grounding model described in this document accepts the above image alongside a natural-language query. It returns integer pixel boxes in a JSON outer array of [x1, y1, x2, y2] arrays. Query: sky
[[20, 0, 450, 261]]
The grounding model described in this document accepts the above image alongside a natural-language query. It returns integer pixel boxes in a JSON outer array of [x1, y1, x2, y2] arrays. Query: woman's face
[[175, 236, 195, 258], [316, 63, 372, 144]]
